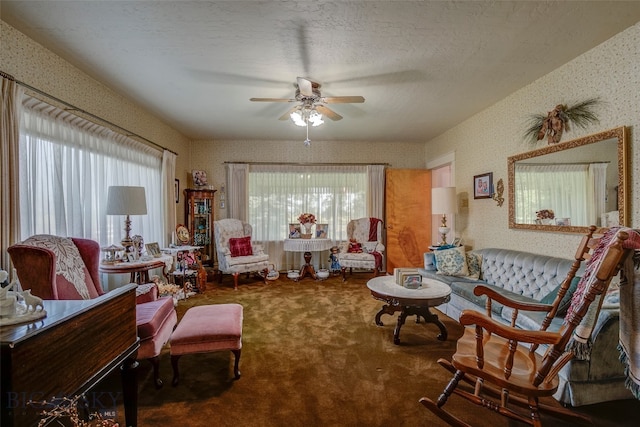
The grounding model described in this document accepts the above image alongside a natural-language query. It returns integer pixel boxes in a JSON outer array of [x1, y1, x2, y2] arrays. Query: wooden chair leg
[[233, 272, 240, 290], [171, 355, 181, 387], [148, 355, 163, 389], [232, 349, 241, 379], [341, 267, 347, 281]]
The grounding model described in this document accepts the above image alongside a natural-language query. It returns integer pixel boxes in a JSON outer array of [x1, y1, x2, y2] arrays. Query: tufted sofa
[[419, 247, 630, 407]]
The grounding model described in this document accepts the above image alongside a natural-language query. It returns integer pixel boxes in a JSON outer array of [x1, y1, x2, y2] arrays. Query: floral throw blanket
[[618, 239, 640, 399], [564, 227, 640, 361], [22, 235, 92, 299]]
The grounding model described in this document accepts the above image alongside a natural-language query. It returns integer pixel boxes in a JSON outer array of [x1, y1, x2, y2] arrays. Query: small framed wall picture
[[474, 172, 493, 199]]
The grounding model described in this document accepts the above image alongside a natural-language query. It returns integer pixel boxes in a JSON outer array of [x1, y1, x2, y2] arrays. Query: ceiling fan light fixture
[[290, 106, 324, 127], [290, 109, 307, 126]]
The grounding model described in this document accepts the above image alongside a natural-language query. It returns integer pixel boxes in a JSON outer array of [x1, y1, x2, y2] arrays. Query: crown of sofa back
[[475, 248, 577, 301]]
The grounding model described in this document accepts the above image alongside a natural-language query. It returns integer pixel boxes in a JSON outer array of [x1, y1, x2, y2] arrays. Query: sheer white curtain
[[19, 98, 164, 246], [514, 163, 606, 226], [589, 163, 608, 226], [244, 164, 368, 270]]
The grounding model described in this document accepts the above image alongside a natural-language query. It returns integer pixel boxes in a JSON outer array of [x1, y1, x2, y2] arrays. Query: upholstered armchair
[[213, 218, 269, 290], [8, 234, 177, 389], [337, 217, 385, 280]]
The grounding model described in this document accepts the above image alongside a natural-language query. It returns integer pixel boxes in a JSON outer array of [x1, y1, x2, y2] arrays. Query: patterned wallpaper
[[2, 18, 638, 258], [425, 21, 639, 258]]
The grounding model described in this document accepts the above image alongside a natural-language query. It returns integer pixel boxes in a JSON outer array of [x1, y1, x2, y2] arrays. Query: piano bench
[[170, 303, 243, 386]]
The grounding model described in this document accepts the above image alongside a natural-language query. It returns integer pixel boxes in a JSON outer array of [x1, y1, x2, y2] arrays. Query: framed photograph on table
[[474, 172, 493, 199], [315, 224, 328, 239], [146, 242, 161, 257], [288, 223, 301, 239]]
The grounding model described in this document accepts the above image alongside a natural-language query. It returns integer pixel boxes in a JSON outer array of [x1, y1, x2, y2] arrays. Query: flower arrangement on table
[[536, 209, 555, 220], [535, 209, 555, 225], [298, 213, 317, 225], [298, 213, 317, 238]]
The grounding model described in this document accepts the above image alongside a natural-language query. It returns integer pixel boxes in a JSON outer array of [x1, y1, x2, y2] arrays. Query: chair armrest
[[136, 283, 159, 304], [474, 285, 553, 313], [375, 242, 385, 252], [459, 310, 562, 346], [252, 244, 265, 254]]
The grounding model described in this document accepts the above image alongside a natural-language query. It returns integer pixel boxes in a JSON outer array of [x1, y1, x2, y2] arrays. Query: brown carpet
[[100, 273, 639, 426]]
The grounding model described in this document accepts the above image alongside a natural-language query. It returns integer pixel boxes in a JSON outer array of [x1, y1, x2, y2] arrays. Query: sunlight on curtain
[[248, 164, 367, 270], [19, 98, 163, 246], [514, 163, 606, 226]]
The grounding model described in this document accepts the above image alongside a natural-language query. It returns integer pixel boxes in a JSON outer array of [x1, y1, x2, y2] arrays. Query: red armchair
[[8, 235, 177, 388]]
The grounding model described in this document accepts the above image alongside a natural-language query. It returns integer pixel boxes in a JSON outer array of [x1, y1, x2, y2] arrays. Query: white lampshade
[[106, 186, 147, 215], [431, 187, 458, 214]]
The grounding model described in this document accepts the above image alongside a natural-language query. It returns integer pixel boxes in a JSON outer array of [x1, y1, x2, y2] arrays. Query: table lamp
[[432, 187, 458, 246], [106, 186, 147, 252]]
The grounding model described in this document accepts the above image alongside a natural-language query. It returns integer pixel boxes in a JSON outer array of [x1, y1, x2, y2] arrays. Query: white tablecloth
[[283, 238, 333, 252]]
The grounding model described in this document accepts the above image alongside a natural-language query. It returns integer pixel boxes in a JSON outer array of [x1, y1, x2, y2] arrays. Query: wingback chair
[[8, 234, 178, 389], [337, 217, 385, 280], [214, 218, 269, 290]]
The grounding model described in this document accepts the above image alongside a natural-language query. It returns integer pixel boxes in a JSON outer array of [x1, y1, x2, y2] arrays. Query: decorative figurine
[[329, 246, 341, 274]]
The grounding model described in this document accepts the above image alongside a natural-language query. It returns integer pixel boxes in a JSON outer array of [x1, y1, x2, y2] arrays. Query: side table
[[99, 255, 173, 285], [283, 238, 333, 280]]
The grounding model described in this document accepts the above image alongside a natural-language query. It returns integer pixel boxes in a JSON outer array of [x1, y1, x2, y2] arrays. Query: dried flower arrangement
[[536, 209, 555, 220], [524, 98, 601, 145], [298, 213, 316, 224], [31, 395, 118, 426]]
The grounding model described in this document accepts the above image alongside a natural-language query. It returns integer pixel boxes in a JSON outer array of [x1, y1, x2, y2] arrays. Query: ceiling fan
[[250, 77, 365, 124]]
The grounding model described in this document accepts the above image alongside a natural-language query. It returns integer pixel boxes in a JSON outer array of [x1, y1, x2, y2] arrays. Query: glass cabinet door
[[184, 189, 216, 266]]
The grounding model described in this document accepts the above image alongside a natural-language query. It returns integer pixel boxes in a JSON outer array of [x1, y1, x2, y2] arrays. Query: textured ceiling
[[3, 1, 640, 142]]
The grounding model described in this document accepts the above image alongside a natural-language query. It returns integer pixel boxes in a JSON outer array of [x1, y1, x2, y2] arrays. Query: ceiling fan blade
[[250, 97, 296, 102], [322, 96, 365, 104], [297, 77, 314, 96], [316, 105, 342, 121], [279, 106, 298, 121]]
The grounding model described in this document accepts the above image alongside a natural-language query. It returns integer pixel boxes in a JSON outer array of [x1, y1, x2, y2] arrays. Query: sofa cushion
[[466, 252, 482, 280], [540, 276, 581, 315], [136, 297, 176, 342], [435, 247, 468, 276]]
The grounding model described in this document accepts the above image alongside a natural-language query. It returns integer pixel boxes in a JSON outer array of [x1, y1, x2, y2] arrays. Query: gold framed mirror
[[508, 126, 628, 233]]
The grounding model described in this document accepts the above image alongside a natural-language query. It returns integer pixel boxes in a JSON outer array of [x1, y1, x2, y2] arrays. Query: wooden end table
[[367, 275, 451, 345], [283, 238, 332, 280]]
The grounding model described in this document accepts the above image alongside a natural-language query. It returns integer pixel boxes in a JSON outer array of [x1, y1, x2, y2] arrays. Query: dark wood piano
[[1, 284, 139, 427]]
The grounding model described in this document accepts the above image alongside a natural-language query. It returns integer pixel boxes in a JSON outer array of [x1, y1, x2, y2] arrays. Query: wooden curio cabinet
[[184, 188, 216, 266]]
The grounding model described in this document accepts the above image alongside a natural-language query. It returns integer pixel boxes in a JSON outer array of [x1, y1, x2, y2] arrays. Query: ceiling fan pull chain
[[304, 122, 311, 147]]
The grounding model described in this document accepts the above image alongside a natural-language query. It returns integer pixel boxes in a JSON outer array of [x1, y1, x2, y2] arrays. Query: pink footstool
[[170, 303, 243, 386]]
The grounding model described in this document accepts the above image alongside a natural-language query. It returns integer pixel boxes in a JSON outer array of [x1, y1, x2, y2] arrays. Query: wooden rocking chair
[[420, 226, 634, 426]]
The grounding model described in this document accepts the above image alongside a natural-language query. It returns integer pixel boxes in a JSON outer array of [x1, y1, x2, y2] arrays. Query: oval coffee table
[[367, 275, 451, 344]]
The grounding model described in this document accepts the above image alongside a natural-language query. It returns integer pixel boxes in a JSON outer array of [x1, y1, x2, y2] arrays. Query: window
[[247, 164, 368, 267], [18, 98, 163, 245]]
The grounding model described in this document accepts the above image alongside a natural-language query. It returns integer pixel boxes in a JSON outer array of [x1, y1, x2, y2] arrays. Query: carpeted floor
[[100, 273, 639, 426]]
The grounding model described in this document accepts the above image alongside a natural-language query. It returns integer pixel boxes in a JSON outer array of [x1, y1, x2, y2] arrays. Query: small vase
[[302, 223, 313, 239]]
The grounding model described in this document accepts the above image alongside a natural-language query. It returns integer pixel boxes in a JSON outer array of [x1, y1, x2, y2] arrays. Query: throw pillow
[[348, 240, 363, 253], [466, 252, 482, 280], [229, 236, 253, 257], [434, 246, 469, 277], [540, 276, 580, 315]]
